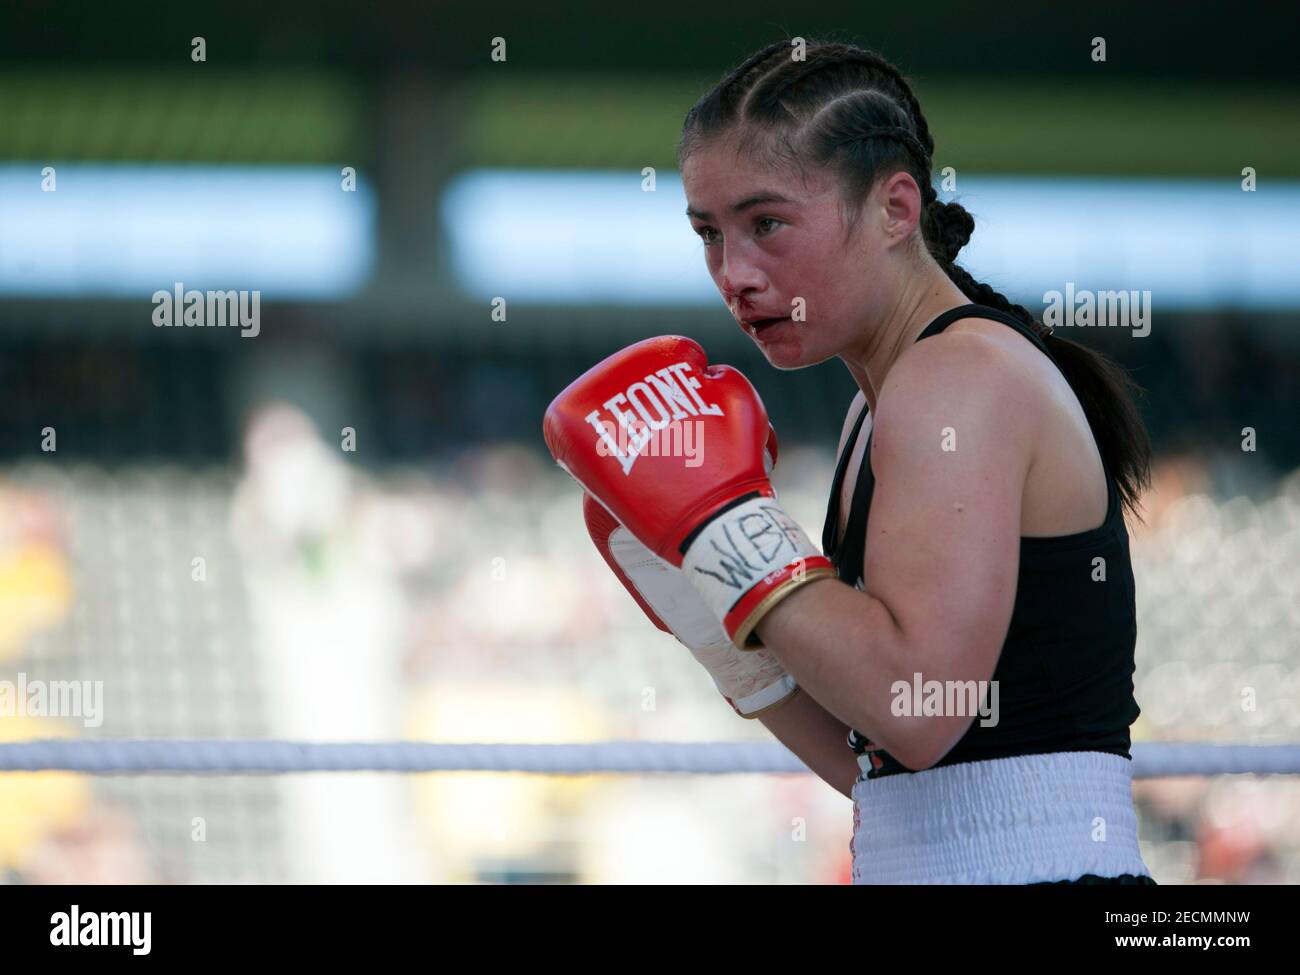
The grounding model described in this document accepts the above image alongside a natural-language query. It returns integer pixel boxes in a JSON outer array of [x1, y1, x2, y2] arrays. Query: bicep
[[861, 345, 1032, 682]]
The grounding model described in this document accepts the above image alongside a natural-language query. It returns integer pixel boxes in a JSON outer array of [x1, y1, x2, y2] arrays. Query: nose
[[720, 254, 766, 311]]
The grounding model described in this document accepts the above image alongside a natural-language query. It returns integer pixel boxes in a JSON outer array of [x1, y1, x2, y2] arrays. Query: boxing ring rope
[[0, 740, 1298, 776]]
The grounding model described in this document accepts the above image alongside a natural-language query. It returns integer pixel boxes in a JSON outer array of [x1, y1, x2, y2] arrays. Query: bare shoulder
[[876, 317, 1047, 446]]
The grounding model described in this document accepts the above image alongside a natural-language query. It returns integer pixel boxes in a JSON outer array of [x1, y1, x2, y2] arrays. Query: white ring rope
[[0, 740, 1297, 776]]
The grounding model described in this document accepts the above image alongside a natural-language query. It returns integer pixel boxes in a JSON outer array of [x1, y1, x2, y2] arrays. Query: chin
[[762, 351, 809, 371], [757, 335, 825, 371]]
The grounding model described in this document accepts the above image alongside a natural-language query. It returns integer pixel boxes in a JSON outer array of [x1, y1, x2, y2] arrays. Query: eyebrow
[[685, 192, 794, 221]]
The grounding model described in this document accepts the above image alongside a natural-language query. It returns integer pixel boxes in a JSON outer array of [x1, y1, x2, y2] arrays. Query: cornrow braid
[[678, 41, 795, 159], [744, 45, 934, 164], [745, 46, 862, 119], [940, 254, 1053, 339], [836, 125, 931, 175], [804, 47, 936, 157]]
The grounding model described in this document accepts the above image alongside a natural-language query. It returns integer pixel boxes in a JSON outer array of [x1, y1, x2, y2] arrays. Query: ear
[[876, 170, 923, 247]]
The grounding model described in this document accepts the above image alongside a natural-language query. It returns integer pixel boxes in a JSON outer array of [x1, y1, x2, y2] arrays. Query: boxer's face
[[683, 133, 905, 371]]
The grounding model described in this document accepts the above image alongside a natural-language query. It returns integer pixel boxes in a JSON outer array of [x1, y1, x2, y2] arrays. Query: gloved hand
[[544, 335, 834, 649], [584, 492, 798, 717]]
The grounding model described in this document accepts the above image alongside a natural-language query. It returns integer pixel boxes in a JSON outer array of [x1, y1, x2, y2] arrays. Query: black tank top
[[821, 303, 1141, 779]]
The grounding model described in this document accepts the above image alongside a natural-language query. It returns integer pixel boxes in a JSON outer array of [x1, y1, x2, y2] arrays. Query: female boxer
[[547, 37, 1156, 884], [676, 38, 1155, 884]]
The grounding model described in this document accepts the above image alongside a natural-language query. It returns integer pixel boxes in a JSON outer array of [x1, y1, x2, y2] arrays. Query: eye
[[695, 225, 720, 246], [755, 216, 782, 235]]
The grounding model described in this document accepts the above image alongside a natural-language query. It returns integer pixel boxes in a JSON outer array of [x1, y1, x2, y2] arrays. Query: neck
[[840, 268, 971, 413]]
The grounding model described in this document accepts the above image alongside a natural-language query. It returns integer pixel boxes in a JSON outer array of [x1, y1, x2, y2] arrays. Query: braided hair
[[678, 39, 1152, 521]]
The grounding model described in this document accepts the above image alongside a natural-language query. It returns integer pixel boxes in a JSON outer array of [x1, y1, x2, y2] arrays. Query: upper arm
[[862, 331, 1039, 751]]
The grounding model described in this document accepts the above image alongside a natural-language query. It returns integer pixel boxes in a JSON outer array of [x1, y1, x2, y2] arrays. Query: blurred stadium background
[[1, 1, 1297, 883]]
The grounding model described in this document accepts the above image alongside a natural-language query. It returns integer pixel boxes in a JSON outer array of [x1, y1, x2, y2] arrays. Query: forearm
[[755, 576, 938, 769], [755, 687, 859, 800]]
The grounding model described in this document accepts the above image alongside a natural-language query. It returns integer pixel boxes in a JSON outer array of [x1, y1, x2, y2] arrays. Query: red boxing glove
[[544, 336, 834, 649]]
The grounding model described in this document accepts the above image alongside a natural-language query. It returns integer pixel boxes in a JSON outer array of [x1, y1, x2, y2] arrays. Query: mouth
[[743, 316, 791, 337]]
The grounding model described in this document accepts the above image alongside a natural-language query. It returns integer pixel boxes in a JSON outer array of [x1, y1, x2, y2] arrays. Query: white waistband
[[850, 751, 1151, 884]]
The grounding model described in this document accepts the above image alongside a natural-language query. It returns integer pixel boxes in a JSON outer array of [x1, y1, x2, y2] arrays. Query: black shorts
[[1030, 873, 1157, 885]]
